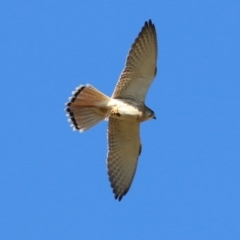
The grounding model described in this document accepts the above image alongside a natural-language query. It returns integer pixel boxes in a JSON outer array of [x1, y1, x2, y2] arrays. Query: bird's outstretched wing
[[107, 118, 141, 201], [112, 20, 158, 102]]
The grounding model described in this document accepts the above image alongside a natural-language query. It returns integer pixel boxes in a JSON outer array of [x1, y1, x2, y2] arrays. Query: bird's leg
[[110, 106, 121, 117]]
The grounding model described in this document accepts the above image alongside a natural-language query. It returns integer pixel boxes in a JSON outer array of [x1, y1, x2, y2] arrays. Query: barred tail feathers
[[66, 84, 110, 132]]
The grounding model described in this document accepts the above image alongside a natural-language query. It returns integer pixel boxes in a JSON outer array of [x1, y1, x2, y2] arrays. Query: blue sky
[[1, 1, 240, 239]]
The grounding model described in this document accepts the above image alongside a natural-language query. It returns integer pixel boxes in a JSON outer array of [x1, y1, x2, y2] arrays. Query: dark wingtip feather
[[114, 193, 123, 201], [144, 19, 156, 33], [113, 187, 129, 201]]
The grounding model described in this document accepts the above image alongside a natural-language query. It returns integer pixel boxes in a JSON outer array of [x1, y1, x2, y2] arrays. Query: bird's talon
[[111, 108, 120, 117]]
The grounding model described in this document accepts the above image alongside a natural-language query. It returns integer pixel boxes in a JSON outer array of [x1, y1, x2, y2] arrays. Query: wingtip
[[145, 19, 154, 27], [114, 193, 123, 201], [112, 186, 129, 201], [138, 19, 156, 38], [147, 19, 152, 24]]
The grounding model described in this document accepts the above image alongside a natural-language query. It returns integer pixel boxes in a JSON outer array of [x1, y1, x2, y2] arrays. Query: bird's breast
[[107, 99, 143, 122]]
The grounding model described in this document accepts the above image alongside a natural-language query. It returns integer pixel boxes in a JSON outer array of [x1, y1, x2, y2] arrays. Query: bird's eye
[[149, 111, 154, 117], [148, 111, 156, 119]]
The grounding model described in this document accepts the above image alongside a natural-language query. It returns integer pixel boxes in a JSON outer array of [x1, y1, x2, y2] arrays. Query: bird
[[65, 20, 158, 201]]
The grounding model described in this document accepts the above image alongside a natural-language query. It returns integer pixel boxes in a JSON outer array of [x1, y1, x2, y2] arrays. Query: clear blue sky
[[1, 1, 239, 239]]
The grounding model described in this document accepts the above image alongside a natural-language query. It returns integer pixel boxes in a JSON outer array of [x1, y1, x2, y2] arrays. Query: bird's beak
[[153, 115, 156, 120]]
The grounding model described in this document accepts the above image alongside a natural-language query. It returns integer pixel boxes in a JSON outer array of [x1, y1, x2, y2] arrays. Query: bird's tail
[[65, 84, 110, 132]]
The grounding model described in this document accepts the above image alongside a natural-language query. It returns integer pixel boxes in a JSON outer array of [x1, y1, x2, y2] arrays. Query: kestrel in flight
[[65, 20, 158, 201]]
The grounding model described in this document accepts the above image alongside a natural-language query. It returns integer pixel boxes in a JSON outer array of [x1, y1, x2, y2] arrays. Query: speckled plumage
[[65, 20, 158, 201]]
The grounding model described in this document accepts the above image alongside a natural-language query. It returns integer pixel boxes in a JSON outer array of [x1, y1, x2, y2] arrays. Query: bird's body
[[108, 98, 155, 123], [65, 20, 158, 201]]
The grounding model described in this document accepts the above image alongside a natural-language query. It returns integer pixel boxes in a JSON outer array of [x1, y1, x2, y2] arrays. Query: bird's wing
[[112, 20, 158, 102], [107, 117, 141, 201]]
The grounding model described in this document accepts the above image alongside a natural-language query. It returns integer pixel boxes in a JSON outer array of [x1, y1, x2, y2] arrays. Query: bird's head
[[145, 107, 156, 120]]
